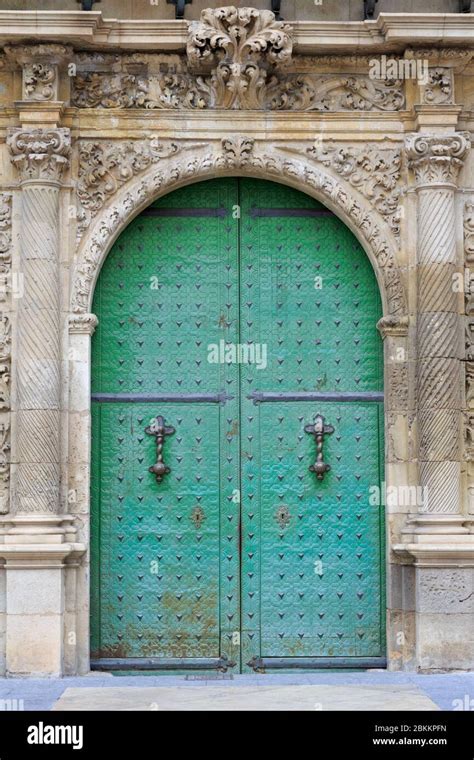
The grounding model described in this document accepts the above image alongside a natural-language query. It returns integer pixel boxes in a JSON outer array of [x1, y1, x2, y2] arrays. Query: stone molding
[[6, 128, 71, 184], [70, 135, 407, 321], [0, 11, 473, 52]]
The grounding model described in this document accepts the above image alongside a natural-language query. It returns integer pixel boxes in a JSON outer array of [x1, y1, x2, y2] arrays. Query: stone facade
[[0, 6, 473, 675]]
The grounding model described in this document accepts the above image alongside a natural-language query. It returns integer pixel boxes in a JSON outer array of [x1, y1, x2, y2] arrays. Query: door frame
[[67, 143, 410, 674]]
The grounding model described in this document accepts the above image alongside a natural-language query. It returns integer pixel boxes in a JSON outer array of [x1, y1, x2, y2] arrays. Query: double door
[[90, 178, 385, 672]]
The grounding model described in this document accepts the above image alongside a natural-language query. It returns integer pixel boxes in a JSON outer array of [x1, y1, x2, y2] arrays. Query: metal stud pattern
[[91, 178, 384, 672]]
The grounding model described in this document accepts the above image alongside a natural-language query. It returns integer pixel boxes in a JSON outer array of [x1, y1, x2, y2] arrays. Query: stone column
[[7, 128, 69, 515], [406, 133, 469, 527], [0, 128, 80, 676], [400, 133, 474, 670]]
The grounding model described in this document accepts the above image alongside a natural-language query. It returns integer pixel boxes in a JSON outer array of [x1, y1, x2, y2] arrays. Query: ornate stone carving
[[282, 141, 402, 237], [187, 6, 293, 70], [4, 44, 72, 102], [220, 135, 255, 166], [68, 313, 99, 336], [72, 72, 148, 109], [406, 133, 470, 186], [265, 75, 404, 112], [76, 139, 203, 239], [187, 6, 293, 108], [0, 195, 12, 515], [0, 418, 10, 515], [71, 137, 406, 321], [464, 202, 474, 265], [421, 68, 453, 105], [23, 63, 57, 101], [377, 314, 409, 338], [71, 61, 405, 112], [7, 129, 71, 183], [0, 194, 12, 263]]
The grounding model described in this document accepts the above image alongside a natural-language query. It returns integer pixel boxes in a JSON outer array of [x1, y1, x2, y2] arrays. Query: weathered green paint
[[91, 178, 385, 672]]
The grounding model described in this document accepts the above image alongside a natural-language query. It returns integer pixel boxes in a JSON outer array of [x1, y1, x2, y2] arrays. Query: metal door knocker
[[145, 415, 175, 483], [305, 414, 334, 482]]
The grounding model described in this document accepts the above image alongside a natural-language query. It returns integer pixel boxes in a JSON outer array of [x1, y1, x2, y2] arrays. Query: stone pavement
[[0, 672, 473, 711]]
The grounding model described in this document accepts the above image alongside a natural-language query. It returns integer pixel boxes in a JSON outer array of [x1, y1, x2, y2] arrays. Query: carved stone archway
[[70, 136, 408, 323]]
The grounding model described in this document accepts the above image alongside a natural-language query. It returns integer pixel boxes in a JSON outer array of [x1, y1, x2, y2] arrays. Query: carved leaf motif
[[187, 6, 293, 70]]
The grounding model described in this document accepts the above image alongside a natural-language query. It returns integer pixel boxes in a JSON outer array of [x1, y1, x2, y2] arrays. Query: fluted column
[[406, 133, 469, 525], [7, 129, 70, 514]]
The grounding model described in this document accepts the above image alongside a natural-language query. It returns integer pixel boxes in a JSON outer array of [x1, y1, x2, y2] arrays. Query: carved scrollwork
[[7, 128, 71, 183], [406, 133, 470, 186], [0, 195, 12, 515], [187, 6, 293, 71], [421, 67, 453, 105], [72, 72, 148, 109], [281, 141, 402, 238], [71, 137, 406, 322], [76, 138, 205, 239]]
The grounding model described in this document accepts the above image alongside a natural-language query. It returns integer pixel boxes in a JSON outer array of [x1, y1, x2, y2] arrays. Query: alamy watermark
[[369, 55, 429, 85], [207, 340, 267, 370]]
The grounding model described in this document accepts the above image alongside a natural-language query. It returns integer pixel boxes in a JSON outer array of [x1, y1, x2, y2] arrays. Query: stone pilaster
[[398, 133, 474, 671], [0, 126, 84, 675], [406, 133, 469, 529], [7, 128, 70, 514]]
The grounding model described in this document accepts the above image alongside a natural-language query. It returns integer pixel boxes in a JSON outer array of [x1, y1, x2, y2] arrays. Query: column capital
[[6, 128, 71, 184], [405, 132, 470, 188], [68, 313, 98, 337]]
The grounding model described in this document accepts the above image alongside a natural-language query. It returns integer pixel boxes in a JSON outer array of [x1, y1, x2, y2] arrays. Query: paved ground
[[0, 672, 473, 711]]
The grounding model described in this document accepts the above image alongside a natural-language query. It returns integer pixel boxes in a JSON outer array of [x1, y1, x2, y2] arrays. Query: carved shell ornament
[[187, 6, 293, 70]]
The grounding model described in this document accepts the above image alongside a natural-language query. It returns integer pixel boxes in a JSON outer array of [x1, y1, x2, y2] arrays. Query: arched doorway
[[90, 177, 385, 673]]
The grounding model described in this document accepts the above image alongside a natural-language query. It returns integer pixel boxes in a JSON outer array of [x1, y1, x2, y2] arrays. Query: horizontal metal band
[[248, 656, 387, 672], [91, 657, 235, 672], [250, 207, 334, 218], [248, 391, 384, 404], [141, 207, 228, 218], [92, 392, 234, 404]]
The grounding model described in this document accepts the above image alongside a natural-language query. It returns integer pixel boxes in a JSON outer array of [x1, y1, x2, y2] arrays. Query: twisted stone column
[[406, 133, 469, 523], [7, 128, 70, 514]]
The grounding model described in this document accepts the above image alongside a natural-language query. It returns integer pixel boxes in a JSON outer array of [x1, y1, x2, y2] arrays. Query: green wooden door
[[91, 178, 385, 673]]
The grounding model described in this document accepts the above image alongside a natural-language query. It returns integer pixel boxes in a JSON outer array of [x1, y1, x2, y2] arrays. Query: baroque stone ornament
[[0, 195, 12, 514], [6, 129, 71, 183], [421, 68, 453, 105], [283, 141, 402, 237], [71, 137, 406, 320], [464, 201, 474, 265], [4, 43, 72, 102], [187, 5, 292, 109], [406, 133, 470, 186], [70, 40, 405, 112], [68, 313, 99, 336], [76, 139, 204, 240], [23, 63, 56, 101], [187, 7, 292, 70]]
